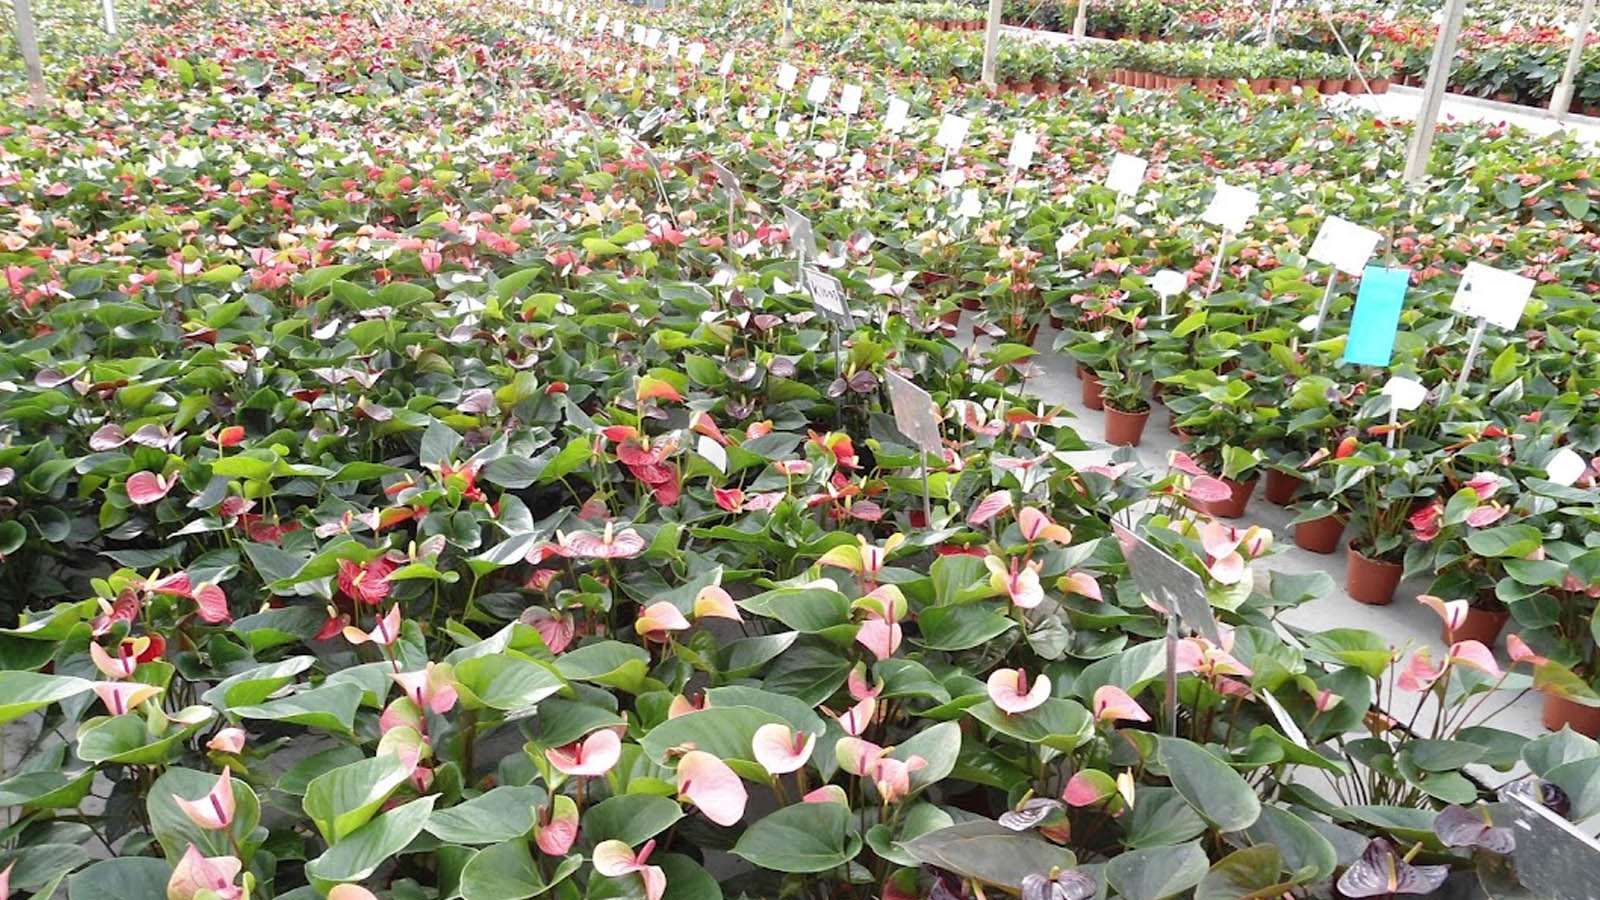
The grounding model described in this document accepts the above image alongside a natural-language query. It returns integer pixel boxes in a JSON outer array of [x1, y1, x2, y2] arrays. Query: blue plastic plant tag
[[1342, 265, 1410, 367]]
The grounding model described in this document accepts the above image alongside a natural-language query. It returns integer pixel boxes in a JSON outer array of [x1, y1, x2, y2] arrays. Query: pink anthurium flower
[[556, 523, 647, 559], [872, 755, 927, 804], [1398, 648, 1445, 692], [535, 795, 580, 856], [1174, 636, 1253, 679], [1465, 504, 1509, 528], [1017, 507, 1071, 544], [834, 695, 877, 735], [1063, 770, 1116, 807], [91, 681, 162, 717], [391, 663, 458, 714], [127, 470, 179, 505], [344, 605, 402, 647], [546, 729, 622, 778], [1200, 520, 1247, 585], [855, 615, 902, 661], [676, 751, 747, 827], [1418, 595, 1469, 634], [1448, 640, 1503, 679], [0, 863, 13, 900], [985, 555, 1044, 609], [1507, 634, 1549, 667], [1092, 685, 1150, 724], [593, 840, 666, 900], [328, 886, 380, 900], [987, 668, 1050, 714], [207, 728, 247, 754], [752, 723, 816, 776], [1463, 472, 1500, 500], [172, 768, 236, 831], [835, 736, 888, 777], [635, 601, 691, 642], [380, 697, 424, 737], [166, 845, 242, 900], [966, 489, 1012, 526], [847, 663, 882, 701], [803, 784, 849, 805], [1059, 571, 1103, 601], [667, 693, 703, 719], [520, 607, 575, 654], [693, 585, 742, 621], [89, 638, 146, 679]]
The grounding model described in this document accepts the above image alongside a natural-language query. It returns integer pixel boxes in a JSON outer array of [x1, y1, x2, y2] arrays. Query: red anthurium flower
[[1335, 436, 1360, 458], [546, 729, 621, 778], [215, 426, 245, 447], [127, 470, 179, 505], [752, 723, 816, 776], [1410, 501, 1444, 541], [676, 750, 747, 826], [337, 554, 401, 605], [1463, 472, 1500, 499], [713, 487, 745, 512], [593, 840, 666, 900], [172, 768, 236, 830], [1093, 685, 1150, 724], [315, 606, 349, 641]]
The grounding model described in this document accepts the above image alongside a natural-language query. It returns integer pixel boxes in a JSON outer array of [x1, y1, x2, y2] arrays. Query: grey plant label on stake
[[1110, 522, 1220, 644], [801, 266, 850, 328], [781, 205, 817, 259], [1201, 179, 1260, 234], [1505, 790, 1600, 900], [884, 372, 942, 455], [711, 161, 743, 206]]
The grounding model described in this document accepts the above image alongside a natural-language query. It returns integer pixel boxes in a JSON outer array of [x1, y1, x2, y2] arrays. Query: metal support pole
[[1204, 231, 1231, 298], [980, 0, 1003, 89], [12, 0, 47, 105], [1072, 0, 1087, 38], [1403, 0, 1470, 182], [101, 0, 117, 35], [1456, 318, 1488, 393], [780, 0, 794, 48], [1550, 0, 1597, 119], [1164, 613, 1180, 737], [1265, 0, 1282, 46]]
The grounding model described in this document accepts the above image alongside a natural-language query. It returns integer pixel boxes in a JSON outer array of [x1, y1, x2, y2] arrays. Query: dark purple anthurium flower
[[1020, 868, 1096, 900], [927, 867, 969, 900], [1433, 804, 1515, 855], [1498, 777, 1572, 819], [1336, 838, 1449, 898]]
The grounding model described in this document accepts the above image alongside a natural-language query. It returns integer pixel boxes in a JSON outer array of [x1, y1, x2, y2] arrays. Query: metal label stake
[[1311, 272, 1339, 341]]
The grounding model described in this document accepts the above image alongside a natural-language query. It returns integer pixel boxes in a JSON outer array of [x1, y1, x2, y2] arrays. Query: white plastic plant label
[[776, 63, 799, 91], [839, 83, 863, 115], [805, 75, 832, 105], [1308, 215, 1382, 277], [1105, 152, 1148, 196], [686, 41, 705, 66], [884, 97, 910, 132], [1201, 179, 1260, 233], [802, 266, 850, 326], [849, 151, 866, 173], [1545, 447, 1587, 487], [611, 19, 624, 38], [782, 205, 817, 259], [718, 49, 735, 77], [698, 435, 728, 474], [644, 28, 662, 48], [1380, 375, 1428, 411], [1452, 261, 1535, 330], [934, 113, 970, 151], [938, 168, 965, 189], [1151, 269, 1187, 298], [632, 23, 646, 44], [815, 141, 839, 161], [1007, 131, 1038, 171], [594, 14, 608, 33], [665, 35, 680, 57], [774, 119, 790, 140]]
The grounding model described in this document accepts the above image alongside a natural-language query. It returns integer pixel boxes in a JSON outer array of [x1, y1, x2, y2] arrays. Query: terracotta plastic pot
[[1200, 477, 1258, 519], [1369, 78, 1390, 94], [1542, 693, 1600, 736], [960, 295, 983, 311], [1294, 515, 1345, 554], [1264, 468, 1301, 506], [1104, 405, 1150, 446], [1082, 371, 1105, 411], [938, 308, 962, 327], [1446, 606, 1509, 647], [1270, 77, 1295, 92], [1345, 544, 1402, 606], [1320, 78, 1343, 94], [1249, 78, 1272, 92]]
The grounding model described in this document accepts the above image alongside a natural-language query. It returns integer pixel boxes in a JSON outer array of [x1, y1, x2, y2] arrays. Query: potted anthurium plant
[[1326, 439, 1444, 606], [1403, 471, 1522, 646], [1287, 438, 1352, 555], [1163, 369, 1277, 518]]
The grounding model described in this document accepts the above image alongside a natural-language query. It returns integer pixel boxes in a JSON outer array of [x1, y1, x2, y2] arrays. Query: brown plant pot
[[1319, 78, 1344, 94], [1294, 515, 1346, 554], [1248, 78, 1272, 92], [960, 295, 983, 311], [1270, 78, 1295, 92], [1200, 477, 1258, 519], [1345, 543, 1403, 606], [1082, 372, 1105, 411], [1265, 468, 1301, 506], [1048, 314, 1065, 330], [1446, 606, 1510, 647], [1194, 77, 1217, 93], [1542, 693, 1600, 737], [1104, 405, 1150, 446], [938, 308, 962, 327]]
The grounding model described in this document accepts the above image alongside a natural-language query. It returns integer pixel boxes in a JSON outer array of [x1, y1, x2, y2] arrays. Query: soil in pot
[[1264, 468, 1301, 506], [1103, 404, 1150, 446], [1542, 693, 1600, 737], [1345, 543, 1403, 605], [1294, 515, 1345, 554], [1200, 477, 1257, 519], [1446, 605, 1509, 647]]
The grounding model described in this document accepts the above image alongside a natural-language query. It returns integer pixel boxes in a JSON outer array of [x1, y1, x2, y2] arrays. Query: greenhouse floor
[[1002, 25, 1600, 145], [964, 314, 1546, 788]]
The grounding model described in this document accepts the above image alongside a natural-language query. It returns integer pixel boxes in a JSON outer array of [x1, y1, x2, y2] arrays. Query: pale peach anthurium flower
[[593, 840, 666, 900], [676, 750, 747, 826], [545, 728, 622, 777], [172, 767, 236, 830], [987, 667, 1051, 714], [752, 722, 816, 776]]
